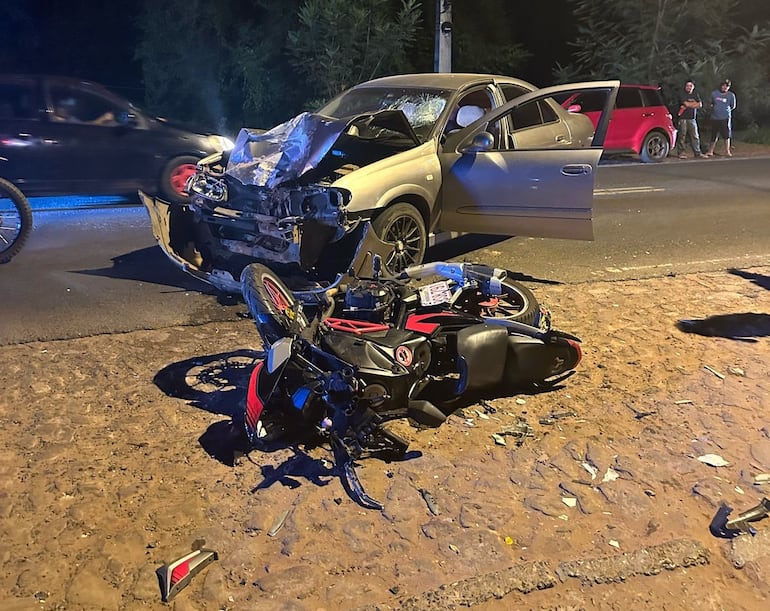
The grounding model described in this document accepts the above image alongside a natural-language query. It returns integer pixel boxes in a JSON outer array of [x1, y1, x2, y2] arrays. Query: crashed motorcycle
[[0, 177, 33, 264], [240, 254, 582, 509]]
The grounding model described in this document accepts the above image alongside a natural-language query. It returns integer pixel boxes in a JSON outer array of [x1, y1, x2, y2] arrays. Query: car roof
[[350, 72, 537, 91], [620, 83, 662, 90]]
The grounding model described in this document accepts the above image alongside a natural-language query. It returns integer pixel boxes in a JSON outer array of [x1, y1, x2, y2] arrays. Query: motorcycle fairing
[[455, 323, 509, 393], [245, 361, 266, 442], [503, 333, 582, 386]]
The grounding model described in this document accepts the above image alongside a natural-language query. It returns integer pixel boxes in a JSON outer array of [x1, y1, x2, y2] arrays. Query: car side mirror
[[460, 131, 494, 154]]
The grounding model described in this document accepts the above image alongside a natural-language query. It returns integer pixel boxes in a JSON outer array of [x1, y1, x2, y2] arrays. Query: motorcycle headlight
[[206, 135, 234, 151]]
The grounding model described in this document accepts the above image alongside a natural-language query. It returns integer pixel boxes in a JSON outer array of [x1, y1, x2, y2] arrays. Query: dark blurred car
[[564, 84, 676, 163], [0, 74, 233, 202], [141, 74, 619, 293]]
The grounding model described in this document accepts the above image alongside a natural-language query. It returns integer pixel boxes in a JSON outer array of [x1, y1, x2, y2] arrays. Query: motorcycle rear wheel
[[240, 263, 309, 345], [458, 277, 543, 328], [0, 178, 33, 264]]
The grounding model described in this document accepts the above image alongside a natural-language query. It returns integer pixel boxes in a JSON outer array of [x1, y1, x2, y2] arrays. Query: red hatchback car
[[565, 84, 676, 162]]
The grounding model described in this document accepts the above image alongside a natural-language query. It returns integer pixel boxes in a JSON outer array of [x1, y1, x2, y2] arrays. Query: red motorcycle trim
[[245, 361, 266, 434], [405, 312, 461, 334], [324, 317, 390, 335], [567, 338, 583, 365]]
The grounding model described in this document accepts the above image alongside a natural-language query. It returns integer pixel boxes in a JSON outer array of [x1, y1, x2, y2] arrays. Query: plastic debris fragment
[[608, 540, 620, 548], [562, 497, 577, 508], [697, 454, 730, 467]]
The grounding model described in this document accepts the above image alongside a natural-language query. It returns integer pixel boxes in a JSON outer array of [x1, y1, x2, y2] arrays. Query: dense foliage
[[1, 0, 768, 132], [555, 0, 770, 127]]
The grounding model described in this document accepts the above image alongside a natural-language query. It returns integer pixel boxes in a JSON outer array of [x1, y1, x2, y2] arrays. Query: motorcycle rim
[[0, 178, 33, 264], [479, 279, 543, 328]]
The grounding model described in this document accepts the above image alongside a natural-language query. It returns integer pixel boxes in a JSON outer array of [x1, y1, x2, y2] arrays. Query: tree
[[286, 0, 423, 105], [554, 0, 770, 126]]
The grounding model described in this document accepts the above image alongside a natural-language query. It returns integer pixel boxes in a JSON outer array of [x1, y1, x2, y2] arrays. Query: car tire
[[372, 202, 427, 275], [639, 131, 670, 163], [0, 178, 33, 264], [160, 155, 200, 203]]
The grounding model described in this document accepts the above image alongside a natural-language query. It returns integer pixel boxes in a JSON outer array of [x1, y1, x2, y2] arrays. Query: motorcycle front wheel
[[240, 263, 309, 345], [0, 178, 33, 264]]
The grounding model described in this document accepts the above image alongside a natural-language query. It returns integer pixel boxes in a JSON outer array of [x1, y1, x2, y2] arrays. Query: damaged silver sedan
[[141, 75, 618, 293]]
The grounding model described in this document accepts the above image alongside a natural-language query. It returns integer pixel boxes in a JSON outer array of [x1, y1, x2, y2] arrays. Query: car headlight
[[206, 135, 235, 151]]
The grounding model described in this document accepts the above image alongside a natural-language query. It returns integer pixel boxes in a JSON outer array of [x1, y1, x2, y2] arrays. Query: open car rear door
[[437, 80, 619, 240]]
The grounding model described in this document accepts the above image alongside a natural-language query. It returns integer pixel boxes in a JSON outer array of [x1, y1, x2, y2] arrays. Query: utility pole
[[434, 0, 452, 73]]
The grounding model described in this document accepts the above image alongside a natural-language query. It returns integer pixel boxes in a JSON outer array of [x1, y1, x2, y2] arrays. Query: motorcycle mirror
[[267, 337, 293, 373]]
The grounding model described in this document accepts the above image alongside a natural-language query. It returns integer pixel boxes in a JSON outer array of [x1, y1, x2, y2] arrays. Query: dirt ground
[[1, 264, 770, 610]]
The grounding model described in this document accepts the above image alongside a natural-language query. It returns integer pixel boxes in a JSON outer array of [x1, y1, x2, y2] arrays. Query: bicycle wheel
[[240, 263, 309, 345], [0, 178, 33, 264]]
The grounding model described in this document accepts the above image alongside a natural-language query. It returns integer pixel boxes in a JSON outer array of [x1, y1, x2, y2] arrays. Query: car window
[[616, 88, 643, 109], [48, 85, 123, 126], [568, 91, 605, 113], [640, 88, 664, 107], [499, 84, 532, 102], [0, 80, 37, 120], [510, 100, 552, 130]]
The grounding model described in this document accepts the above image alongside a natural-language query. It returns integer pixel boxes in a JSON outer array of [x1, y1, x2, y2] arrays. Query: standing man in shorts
[[705, 79, 737, 157]]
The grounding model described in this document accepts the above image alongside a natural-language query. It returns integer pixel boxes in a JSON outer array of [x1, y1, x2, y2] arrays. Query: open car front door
[[437, 80, 619, 240]]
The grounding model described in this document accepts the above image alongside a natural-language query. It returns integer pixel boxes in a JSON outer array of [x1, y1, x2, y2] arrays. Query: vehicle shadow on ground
[[676, 313, 770, 341], [729, 268, 770, 291], [75, 245, 219, 294], [152, 349, 262, 466]]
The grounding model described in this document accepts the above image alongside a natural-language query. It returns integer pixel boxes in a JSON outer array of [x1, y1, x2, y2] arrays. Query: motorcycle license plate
[[419, 280, 452, 306]]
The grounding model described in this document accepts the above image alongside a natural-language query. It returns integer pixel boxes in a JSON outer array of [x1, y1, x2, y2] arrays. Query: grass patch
[[735, 126, 770, 145]]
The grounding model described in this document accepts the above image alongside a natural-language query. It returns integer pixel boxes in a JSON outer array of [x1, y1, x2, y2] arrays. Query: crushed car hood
[[226, 110, 420, 188]]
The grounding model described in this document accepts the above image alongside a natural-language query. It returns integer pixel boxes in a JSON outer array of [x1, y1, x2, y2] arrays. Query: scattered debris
[[582, 462, 599, 480], [754, 474, 770, 484], [494, 419, 534, 446], [478, 399, 497, 414], [728, 367, 746, 377], [697, 454, 730, 467], [562, 497, 577, 508], [504, 536, 515, 545], [602, 468, 620, 483], [449, 544, 460, 554], [492, 433, 507, 446], [725, 497, 770, 535], [608, 540, 620, 549], [703, 365, 725, 379], [419, 488, 440, 515], [515, 398, 527, 405], [156, 548, 218, 603], [674, 399, 693, 405], [474, 409, 490, 420], [267, 509, 292, 537]]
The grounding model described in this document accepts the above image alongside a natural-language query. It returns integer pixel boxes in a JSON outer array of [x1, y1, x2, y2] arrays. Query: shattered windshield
[[317, 87, 451, 142]]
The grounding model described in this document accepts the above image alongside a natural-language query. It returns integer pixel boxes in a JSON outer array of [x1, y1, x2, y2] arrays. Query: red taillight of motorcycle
[[245, 361, 266, 438]]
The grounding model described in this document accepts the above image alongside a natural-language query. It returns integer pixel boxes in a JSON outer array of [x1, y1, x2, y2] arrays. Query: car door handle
[[555, 135, 567, 142], [561, 164, 593, 176]]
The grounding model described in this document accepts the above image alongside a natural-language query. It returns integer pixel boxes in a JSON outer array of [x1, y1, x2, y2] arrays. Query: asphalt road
[[2, 156, 769, 345]]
